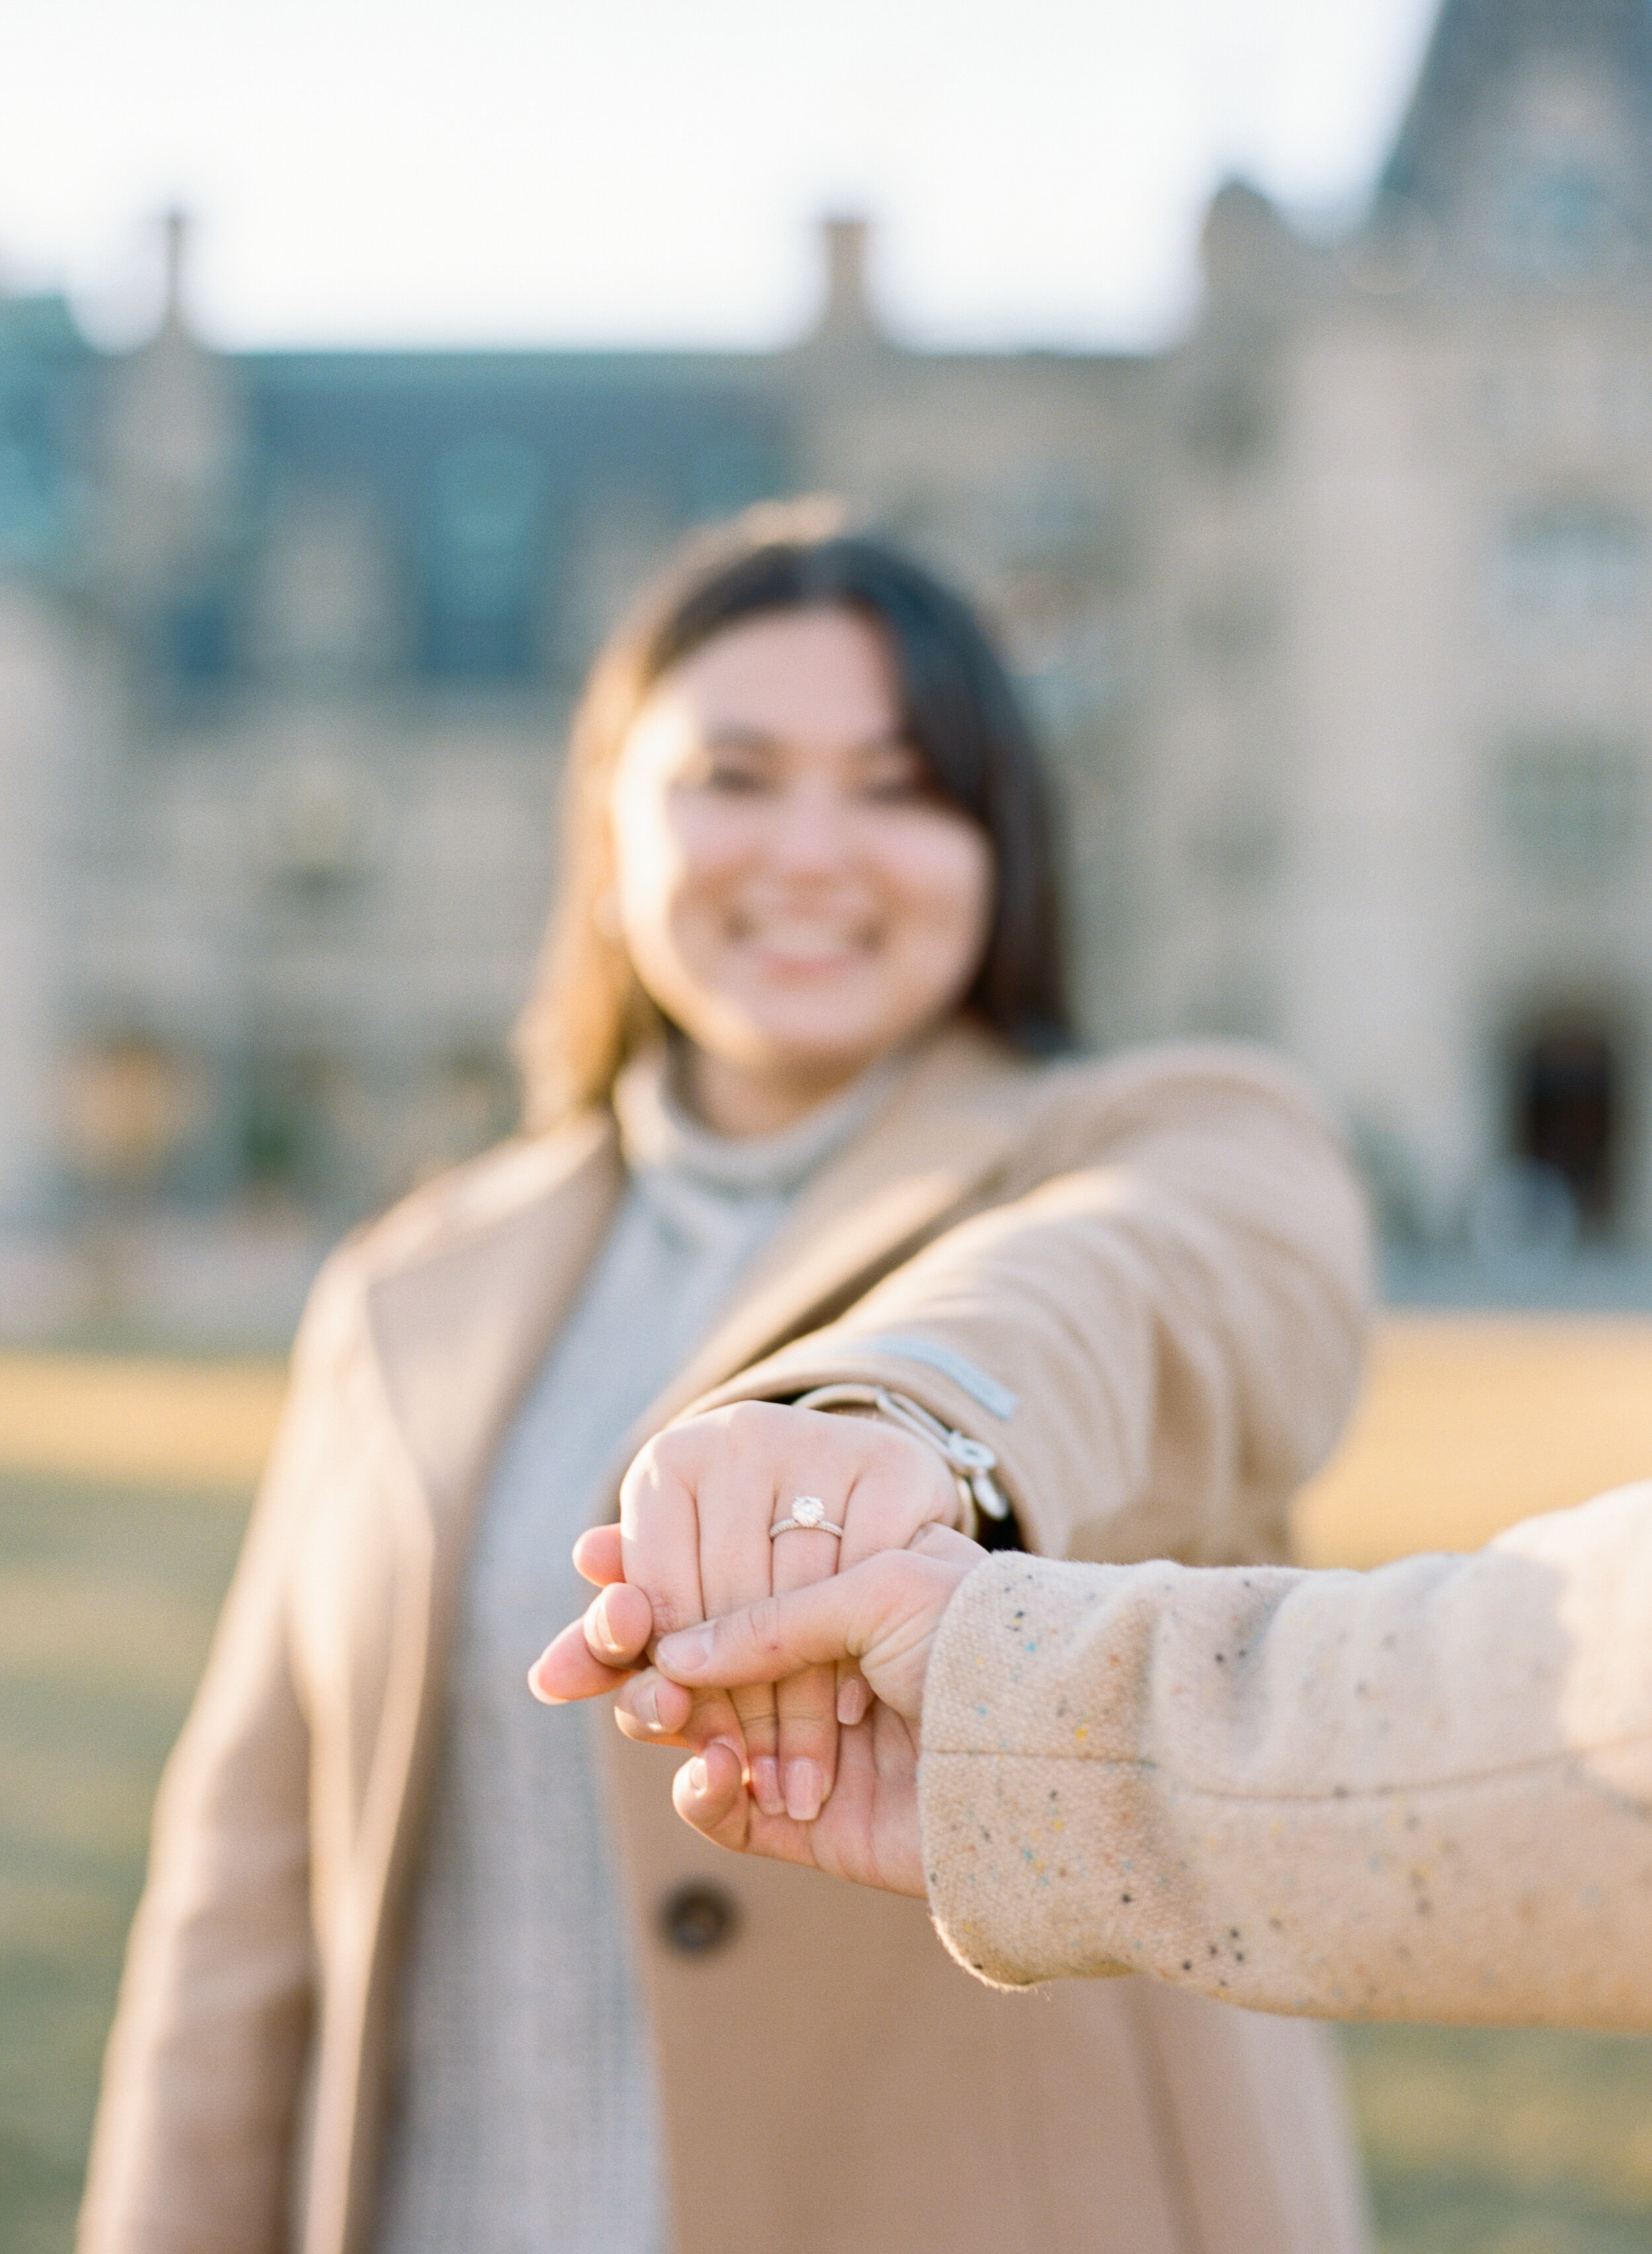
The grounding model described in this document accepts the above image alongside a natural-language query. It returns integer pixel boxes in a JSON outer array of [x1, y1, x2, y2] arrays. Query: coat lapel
[[363, 1112, 626, 1529]]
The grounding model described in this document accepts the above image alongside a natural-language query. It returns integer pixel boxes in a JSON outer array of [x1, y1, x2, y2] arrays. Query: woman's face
[[608, 605, 994, 1135]]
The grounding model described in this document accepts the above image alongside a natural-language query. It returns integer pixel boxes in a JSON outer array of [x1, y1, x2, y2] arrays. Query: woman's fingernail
[[837, 1676, 868, 1726], [634, 1678, 661, 1730], [527, 1652, 558, 1702], [784, 1760, 823, 1822], [657, 1626, 712, 1674], [685, 1756, 708, 1797], [751, 1756, 784, 1816]]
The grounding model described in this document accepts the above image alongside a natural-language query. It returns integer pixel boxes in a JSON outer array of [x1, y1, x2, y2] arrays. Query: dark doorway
[[1512, 1022, 1620, 1230]]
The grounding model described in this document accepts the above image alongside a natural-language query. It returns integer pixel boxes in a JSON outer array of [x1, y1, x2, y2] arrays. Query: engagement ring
[[769, 1495, 845, 1539]]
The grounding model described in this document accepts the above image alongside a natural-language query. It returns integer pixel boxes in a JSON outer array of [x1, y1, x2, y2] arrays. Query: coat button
[[659, 1881, 739, 1957]]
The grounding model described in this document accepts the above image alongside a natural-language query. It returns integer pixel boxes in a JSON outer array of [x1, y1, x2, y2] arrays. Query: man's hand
[[529, 1401, 959, 1822], [534, 1525, 983, 1896]]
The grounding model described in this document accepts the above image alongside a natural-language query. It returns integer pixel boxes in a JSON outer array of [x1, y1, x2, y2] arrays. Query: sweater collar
[[611, 1044, 905, 1202]]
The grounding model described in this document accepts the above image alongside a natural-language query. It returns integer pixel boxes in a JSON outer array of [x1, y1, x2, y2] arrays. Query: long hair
[[514, 502, 1072, 1128]]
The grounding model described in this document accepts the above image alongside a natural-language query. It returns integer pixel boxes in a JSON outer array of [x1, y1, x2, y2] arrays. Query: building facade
[[1, 0, 1649, 1335]]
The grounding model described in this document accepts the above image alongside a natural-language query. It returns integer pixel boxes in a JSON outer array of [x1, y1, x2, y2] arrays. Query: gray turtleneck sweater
[[375, 1054, 892, 2254]]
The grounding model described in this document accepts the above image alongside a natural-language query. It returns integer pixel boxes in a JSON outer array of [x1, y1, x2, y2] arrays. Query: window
[[62, 1036, 206, 1192], [1504, 164, 1630, 286], [159, 589, 237, 683], [421, 435, 547, 681], [1507, 1019, 1622, 1232], [1494, 502, 1644, 629], [254, 758, 381, 898], [239, 1050, 348, 1200], [1495, 736, 1643, 880]]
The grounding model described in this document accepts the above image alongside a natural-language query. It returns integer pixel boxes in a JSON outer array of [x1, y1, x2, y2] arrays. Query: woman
[[620, 1476, 1652, 2031], [81, 508, 1375, 2254]]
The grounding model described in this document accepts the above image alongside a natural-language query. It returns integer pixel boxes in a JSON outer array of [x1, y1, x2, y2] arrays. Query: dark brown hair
[[514, 502, 1072, 1126]]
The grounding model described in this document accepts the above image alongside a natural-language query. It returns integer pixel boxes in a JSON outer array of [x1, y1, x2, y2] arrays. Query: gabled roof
[[236, 350, 794, 685], [0, 291, 98, 574], [1382, 0, 1652, 210]]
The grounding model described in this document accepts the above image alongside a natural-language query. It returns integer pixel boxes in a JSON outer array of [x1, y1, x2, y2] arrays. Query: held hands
[[659, 1530, 981, 1893], [529, 1400, 962, 1822], [541, 1520, 983, 1895]]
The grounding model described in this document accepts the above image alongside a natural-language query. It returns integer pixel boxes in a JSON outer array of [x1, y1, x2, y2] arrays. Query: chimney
[[1200, 178, 1295, 305], [159, 206, 193, 336], [815, 214, 877, 342]]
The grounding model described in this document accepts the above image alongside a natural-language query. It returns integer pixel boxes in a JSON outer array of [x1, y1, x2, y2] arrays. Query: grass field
[[0, 1475, 244, 2254], [3, 1319, 1652, 2251]]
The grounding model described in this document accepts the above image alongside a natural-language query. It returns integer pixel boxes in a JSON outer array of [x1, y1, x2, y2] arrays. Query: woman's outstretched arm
[[681, 1046, 1374, 1571], [642, 1479, 1652, 2031], [539, 1046, 1372, 1824]]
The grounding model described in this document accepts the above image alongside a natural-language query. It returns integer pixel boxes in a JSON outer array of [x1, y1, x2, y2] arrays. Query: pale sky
[[3, 0, 1443, 354]]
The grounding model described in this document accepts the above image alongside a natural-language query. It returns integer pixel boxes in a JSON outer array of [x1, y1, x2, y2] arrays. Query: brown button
[[659, 1881, 738, 1956]]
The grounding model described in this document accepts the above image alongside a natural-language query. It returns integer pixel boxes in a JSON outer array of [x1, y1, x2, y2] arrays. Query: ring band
[[769, 1495, 845, 1539]]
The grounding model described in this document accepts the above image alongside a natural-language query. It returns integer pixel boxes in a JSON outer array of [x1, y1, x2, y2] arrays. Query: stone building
[[1150, 0, 1652, 1259], [0, 0, 1649, 1336]]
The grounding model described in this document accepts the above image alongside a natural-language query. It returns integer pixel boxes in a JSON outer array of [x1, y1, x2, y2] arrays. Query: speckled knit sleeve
[[919, 1481, 1652, 2029]]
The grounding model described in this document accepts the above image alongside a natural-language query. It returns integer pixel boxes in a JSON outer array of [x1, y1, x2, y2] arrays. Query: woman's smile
[[730, 912, 874, 972]]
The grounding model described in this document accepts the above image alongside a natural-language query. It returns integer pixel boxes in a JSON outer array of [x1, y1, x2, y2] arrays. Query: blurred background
[[7, 0, 1652, 2247]]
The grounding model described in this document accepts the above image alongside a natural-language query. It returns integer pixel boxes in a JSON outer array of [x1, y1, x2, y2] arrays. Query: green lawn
[[0, 1476, 245, 2254], [1347, 2024, 1652, 2252], [5, 1471, 1652, 2253]]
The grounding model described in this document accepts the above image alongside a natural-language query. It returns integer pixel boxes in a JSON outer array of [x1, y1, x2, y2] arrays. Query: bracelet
[[790, 1381, 1012, 1540]]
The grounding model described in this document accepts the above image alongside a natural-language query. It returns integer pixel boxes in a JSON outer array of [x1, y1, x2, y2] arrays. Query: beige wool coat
[[922, 1478, 1652, 2026], [80, 1022, 1375, 2254]]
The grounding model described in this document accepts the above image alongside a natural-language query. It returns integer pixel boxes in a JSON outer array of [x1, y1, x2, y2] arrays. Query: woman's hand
[[529, 1400, 959, 1820], [656, 1525, 983, 1892]]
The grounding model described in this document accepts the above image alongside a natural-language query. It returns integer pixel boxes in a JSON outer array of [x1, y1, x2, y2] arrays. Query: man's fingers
[[657, 1544, 981, 1723], [611, 1668, 696, 1740], [656, 1573, 872, 1686], [907, 1522, 987, 1568], [670, 1738, 749, 1848], [670, 1740, 829, 1871]]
